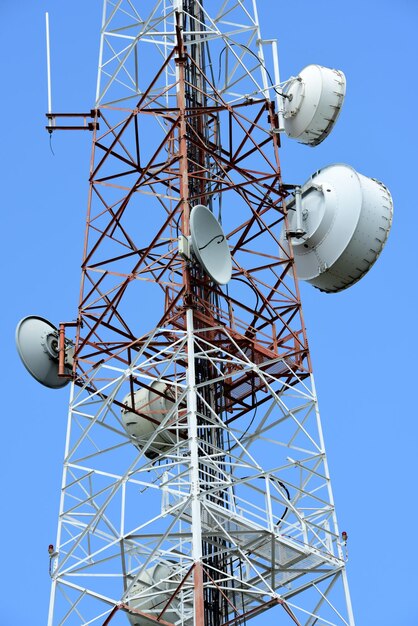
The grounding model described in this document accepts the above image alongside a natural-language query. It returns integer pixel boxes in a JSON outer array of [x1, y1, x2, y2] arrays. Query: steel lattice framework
[[47, 2, 355, 625]]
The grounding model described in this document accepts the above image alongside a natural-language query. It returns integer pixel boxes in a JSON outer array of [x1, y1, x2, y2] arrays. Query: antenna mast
[[27, 1, 367, 624]]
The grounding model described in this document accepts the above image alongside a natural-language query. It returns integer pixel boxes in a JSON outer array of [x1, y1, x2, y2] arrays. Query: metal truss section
[[96, 0, 279, 108], [49, 323, 352, 626], [47, 2, 354, 625], [76, 80, 305, 397]]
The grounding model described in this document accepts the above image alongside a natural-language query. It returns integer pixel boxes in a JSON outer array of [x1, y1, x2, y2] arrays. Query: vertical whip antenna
[[45, 12, 52, 130]]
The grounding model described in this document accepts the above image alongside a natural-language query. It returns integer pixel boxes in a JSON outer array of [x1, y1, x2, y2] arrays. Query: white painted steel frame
[[48, 324, 354, 625], [95, 0, 284, 112]]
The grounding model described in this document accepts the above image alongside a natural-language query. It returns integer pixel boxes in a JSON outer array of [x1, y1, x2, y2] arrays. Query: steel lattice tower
[[46, 2, 355, 625]]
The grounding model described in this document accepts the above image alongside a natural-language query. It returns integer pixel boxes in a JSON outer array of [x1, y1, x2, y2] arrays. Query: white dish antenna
[[283, 65, 346, 146], [282, 164, 393, 292], [15, 315, 74, 388], [127, 562, 192, 626], [189, 204, 232, 285], [121, 381, 185, 459]]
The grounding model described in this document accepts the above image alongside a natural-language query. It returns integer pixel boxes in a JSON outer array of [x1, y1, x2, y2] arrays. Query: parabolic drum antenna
[[282, 164, 393, 292], [15, 2, 394, 626], [121, 381, 186, 459], [283, 65, 346, 146]]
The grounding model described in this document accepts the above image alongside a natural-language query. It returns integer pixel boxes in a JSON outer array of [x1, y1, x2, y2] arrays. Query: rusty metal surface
[[71, 61, 309, 394]]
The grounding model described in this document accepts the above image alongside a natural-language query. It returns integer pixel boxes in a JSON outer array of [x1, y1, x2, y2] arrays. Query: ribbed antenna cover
[[127, 563, 193, 626], [121, 381, 183, 458], [283, 65, 346, 146], [282, 164, 393, 292]]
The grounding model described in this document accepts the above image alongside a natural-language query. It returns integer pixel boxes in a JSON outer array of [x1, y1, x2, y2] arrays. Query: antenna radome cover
[[283, 65, 346, 146], [121, 381, 184, 459], [127, 562, 192, 625], [282, 164, 393, 292]]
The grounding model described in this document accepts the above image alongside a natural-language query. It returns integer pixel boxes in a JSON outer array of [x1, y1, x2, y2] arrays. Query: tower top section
[[96, 0, 277, 108]]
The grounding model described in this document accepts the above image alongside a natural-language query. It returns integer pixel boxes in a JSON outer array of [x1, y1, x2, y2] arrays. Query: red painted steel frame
[[67, 27, 312, 626]]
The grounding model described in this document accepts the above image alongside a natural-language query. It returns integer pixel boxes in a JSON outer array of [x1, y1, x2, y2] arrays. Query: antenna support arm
[[45, 109, 100, 133], [58, 322, 78, 377]]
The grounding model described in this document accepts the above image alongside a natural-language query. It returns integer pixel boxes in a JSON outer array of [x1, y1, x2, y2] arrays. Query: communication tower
[[17, 2, 393, 625]]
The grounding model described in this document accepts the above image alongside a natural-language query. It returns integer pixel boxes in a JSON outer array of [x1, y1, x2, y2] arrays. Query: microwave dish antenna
[[283, 65, 346, 146], [283, 163, 393, 292], [15, 315, 73, 389], [189, 204, 232, 285], [121, 381, 186, 459], [126, 562, 193, 626]]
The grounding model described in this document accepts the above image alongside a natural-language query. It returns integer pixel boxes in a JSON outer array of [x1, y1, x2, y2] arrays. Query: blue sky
[[1, 1, 417, 625]]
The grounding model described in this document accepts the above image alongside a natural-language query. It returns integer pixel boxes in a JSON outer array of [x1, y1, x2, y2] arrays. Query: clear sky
[[1, 1, 417, 625]]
